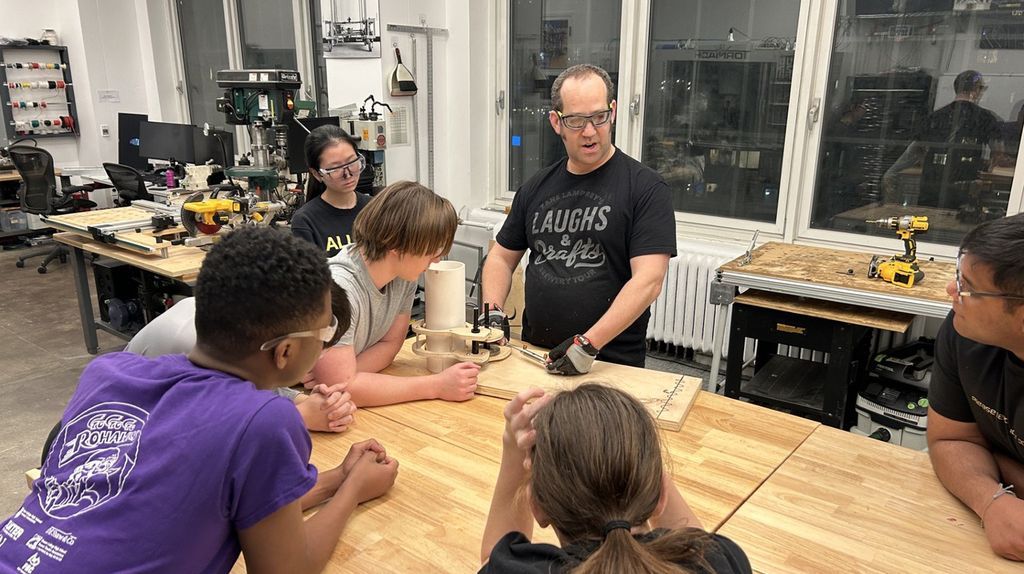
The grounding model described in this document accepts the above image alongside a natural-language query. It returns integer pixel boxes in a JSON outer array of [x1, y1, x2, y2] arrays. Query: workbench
[[228, 338, 1007, 572], [54, 231, 205, 353], [707, 242, 955, 387]]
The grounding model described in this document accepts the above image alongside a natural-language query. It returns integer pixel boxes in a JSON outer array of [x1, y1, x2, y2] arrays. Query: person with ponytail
[[480, 384, 752, 573], [291, 124, 373, 257]]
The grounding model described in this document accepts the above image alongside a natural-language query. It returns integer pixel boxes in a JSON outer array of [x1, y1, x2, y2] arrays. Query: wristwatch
[[574, 334, 598, 354]]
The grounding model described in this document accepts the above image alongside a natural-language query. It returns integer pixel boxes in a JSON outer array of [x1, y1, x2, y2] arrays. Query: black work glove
[[546, 334, 598, 376]]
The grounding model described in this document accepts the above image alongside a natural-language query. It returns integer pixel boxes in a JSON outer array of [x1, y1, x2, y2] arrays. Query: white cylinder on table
[[424, 260, 465, 372]]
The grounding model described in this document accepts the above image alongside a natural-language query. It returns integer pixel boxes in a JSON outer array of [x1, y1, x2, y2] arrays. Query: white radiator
[[647, 240, 747, 355]]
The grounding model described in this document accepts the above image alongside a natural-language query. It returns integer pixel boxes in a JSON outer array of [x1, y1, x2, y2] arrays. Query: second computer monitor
[[118, 113, 149, 171], [139, 120, 196, 164], [194, 128, 235, 167], [287, 116, 343, 174]]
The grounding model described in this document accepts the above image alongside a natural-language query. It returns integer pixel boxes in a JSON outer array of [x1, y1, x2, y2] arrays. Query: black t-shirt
[[929, 311, 1024, 462], [496, 149, 677, 367], [480, 530, 751, 574], [290, 193, 371, 257], [916, 101, 1002, 208]]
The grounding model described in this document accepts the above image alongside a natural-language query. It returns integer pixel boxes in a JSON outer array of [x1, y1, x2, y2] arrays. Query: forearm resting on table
[[355, 337, 405, 374], [348, 371, 440, 406], [930, 438, 1004, 518], [994, 452, 1024, 488], [298, 466, 344, 511]]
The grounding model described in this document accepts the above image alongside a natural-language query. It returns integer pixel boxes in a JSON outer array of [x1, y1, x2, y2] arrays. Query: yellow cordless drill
[[866, 215, 929, 288]]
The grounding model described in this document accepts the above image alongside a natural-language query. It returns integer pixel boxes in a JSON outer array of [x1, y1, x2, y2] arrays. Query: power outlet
[[100, 124, 110, 137]]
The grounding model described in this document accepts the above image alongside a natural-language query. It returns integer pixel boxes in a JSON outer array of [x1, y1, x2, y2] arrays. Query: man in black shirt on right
[[883, 70, 1007, 208], [929, 213, 1024, 561]]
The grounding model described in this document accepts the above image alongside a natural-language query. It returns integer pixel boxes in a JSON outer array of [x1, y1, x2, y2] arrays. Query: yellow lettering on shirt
[[325, 235, 353, 253], [326, 236, 340, 252]]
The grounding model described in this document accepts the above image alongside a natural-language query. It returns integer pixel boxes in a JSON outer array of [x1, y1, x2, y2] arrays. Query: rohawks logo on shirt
[[38, 403, 149, 519], [529, 189, 610, 286]]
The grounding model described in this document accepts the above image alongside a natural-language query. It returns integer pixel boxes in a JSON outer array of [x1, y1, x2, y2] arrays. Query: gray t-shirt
[[124, 297, 300, 400], [328, 244, 417, 354]]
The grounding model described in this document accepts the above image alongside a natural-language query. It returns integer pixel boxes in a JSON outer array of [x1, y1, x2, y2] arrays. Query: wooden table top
[[372, 341, 820, 531], [720, 241, 955, 308], [54, 231, 205, 283], [231, 409, 558, 573], [0, 168, 61, 183], [718, 425, 1014, 573]]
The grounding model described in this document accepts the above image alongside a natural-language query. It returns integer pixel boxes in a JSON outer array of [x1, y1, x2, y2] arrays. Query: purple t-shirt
[[0, 353, 317, 573]]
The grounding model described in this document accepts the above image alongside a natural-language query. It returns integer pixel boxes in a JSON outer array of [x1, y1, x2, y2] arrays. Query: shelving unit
[[0, 44, 79, 140]]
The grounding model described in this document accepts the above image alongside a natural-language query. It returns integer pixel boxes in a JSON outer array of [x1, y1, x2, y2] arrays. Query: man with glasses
[[483, 64, 676, 374], [929, 213, 1024, 561], [0, 226, 399, 572], [883, 69, 1007, 209]]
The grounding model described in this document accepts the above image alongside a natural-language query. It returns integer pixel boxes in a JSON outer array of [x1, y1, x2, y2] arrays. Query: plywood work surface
[[734, 289, 915, 333], [55, 232, 205, 282], [384, 338, 700, 431], [718, 425, 1014, 573], [720, 241, 954, 304]]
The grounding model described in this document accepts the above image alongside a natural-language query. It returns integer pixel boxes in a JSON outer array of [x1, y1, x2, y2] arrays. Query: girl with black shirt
[[480, 384, 752, 573]]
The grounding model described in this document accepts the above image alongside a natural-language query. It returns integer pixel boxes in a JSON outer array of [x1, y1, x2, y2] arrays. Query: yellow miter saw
[[180, 190, 285, 243]]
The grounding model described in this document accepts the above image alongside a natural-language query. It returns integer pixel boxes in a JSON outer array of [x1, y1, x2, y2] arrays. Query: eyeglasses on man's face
[[319, 155, 366, 180], [954, 253, 1024, 303], [555, 107, 613, 130], [259, 314, 340, 352]]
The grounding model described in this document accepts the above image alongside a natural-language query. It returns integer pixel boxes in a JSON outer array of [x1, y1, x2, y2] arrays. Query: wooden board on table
[[734, 289, 915, 333], [718, 425, 1016, 573], [720, 241, 954, 304], [388, 338, 701, 431]]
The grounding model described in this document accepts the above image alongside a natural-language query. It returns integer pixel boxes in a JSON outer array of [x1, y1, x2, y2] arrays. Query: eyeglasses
[[259, 314, 339, 351], [555, 107, 613, 130], [955, 254, 1024, 303], [318, 155, 366, 180]]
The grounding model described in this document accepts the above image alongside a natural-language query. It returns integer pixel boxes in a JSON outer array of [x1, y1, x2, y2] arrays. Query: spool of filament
[[30, 120, 40, 128], [52, 118, 62, 127], [47, 81, 56, 89], [56, 80, 65, 89]]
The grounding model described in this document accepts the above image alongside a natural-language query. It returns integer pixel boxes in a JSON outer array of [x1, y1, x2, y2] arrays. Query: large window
[[236, 0, 299, 70], [640, 0, 800, 222], [809, 1, 1022, 246], [176, 0, 230, 127], [507, 0, 622, 192]]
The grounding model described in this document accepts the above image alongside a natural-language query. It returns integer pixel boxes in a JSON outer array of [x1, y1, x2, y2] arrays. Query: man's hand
[[296, 384, 357, 432], [546, 335, 598, 375], [339, 449, 399, 504], [486, 307, 512, 342], [339, 439, 388, 479], [984, 493, 1024, 561], [435, 362, 481, 401]]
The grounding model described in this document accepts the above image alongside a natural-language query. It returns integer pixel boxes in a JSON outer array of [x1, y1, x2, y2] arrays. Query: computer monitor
[[193, 127, 235, 167], [287, 116, 343, 174], [139, 120, 196, 164], [117, 113, 149, 170]]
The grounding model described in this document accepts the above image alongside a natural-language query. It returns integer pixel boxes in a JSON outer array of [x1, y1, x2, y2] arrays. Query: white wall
[[2, 0, 162, 168]]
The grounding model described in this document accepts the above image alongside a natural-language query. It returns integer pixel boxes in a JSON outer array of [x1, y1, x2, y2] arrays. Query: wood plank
[[720, 241, 954, 304], [230, 409, 557, 573], [374, 347, 819, 531], [0, 168, 61, 183], [734, 289, 915, 333], [387, 338, 700, 431], [719, 425, 1015, 573], [54, 231, 205, 282]]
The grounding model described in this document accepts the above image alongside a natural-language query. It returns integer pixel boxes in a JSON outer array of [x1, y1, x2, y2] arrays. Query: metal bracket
[[709, 281, 737, 306]]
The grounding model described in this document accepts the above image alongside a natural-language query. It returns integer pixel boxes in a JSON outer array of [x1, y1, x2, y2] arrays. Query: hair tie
[[602, 520, 631, 538]]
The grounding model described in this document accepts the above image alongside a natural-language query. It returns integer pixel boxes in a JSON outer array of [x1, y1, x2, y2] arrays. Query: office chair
[[9, 145, 96, 273], [102, 162, 154, 205]]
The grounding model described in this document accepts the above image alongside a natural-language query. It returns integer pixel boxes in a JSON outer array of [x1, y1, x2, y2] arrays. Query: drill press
[[866, 215, 930, 288]]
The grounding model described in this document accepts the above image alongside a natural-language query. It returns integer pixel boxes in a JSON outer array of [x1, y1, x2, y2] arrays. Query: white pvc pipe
[[424, 260, 465, 372]]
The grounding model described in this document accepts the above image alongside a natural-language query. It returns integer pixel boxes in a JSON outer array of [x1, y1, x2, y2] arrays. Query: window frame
[[492, 0, 1024, 258]]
